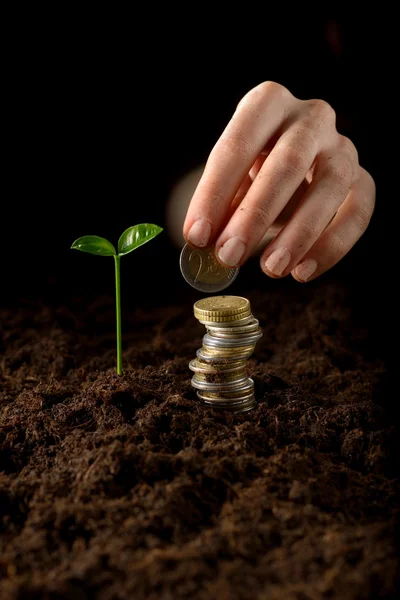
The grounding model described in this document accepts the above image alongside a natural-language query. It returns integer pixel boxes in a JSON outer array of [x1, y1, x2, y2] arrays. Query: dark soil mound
[[0, 279, 398, 599]]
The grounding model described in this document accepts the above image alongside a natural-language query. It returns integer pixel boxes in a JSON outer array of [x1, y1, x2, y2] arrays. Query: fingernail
[[218, 237, 246, 266], [187, 219, 211, 247], [265, 248, 291, 275], [295, 258, 318, 282]]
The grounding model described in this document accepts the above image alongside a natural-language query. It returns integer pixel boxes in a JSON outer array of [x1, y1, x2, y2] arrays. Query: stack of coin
[[189, 296, 262, 413]]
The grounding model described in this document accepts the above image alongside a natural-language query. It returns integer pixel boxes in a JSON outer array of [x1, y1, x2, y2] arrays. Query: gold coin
[[189, 359, 247, 372], [196, 309, 252, 324], [194, 296, 250, 318], [198, 391, 255, 402], [191, 368, 247, 383], [193, 358, 248, 371], [201, 345, 256, 358], [198, 315, 254, 328]]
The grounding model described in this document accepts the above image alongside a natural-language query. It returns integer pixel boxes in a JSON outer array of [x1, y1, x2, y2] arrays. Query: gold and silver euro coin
[[180, 244, 239, 293]]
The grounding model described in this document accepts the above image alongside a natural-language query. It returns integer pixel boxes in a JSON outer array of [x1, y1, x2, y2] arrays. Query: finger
[[226, 153, 269, 221], [215, 100, 337, 266], [183, 81, 294, 248], [249, 152, 269, 180], [290, 167, 375, 282], [272, 177, 311, 229], [261, 135, 358, 278]]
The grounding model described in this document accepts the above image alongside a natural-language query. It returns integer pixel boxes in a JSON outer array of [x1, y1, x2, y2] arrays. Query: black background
[[3, 7, 387, 308]]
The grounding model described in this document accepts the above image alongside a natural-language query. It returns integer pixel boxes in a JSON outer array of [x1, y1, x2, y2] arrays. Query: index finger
[[183, 81, 294, 248]]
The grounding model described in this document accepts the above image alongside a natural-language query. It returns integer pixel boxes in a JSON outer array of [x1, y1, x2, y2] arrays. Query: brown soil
[[0, 279, 398, 599]]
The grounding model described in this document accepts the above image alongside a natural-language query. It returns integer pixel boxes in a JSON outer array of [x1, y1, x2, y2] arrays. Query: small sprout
[[71, 224, 163, 375]]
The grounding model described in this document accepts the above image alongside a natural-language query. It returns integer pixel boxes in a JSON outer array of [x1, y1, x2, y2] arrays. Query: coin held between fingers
[[180, 244, 239, 293]]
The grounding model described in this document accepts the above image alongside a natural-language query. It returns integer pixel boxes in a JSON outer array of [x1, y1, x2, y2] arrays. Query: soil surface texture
[[0, 278, 398, 600]]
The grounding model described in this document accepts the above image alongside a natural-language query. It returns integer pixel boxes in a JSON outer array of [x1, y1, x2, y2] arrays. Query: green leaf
[[71, 235, 116, 256], [118, 223, 163, 256]]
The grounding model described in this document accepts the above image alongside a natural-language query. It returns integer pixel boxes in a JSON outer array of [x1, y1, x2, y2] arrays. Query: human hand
[[183, 81, 375, 282]]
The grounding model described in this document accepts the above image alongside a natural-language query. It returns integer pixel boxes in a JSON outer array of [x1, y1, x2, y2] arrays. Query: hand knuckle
[[293, 125, 319, 155], [238, 81, 291, 113], [257, 80, 289, 101], [337, 135, 359, 163], [280, 145, 309, 175], [326, 160, 353, 191], [307, 98, 336, 124]]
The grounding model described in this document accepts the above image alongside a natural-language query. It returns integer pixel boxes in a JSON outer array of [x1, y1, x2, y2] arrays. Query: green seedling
[[71, 224, 163, 375]]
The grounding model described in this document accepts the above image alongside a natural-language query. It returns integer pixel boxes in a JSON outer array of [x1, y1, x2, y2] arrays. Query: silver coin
[[206, 318, 260, 335], [197, 381, 255, 400], [196, 348, 252, 362], [196, 389, 256, 406], [203, 331, 263, 348], [196, 391, 255, 406], [208, 330, 263, 342], [193, 376, 254, 393], [180, 243, 239, 292], [191, 375, 249, 391]]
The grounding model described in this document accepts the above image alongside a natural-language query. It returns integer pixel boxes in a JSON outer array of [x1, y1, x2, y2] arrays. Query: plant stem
[[114, 254, 122, 375]]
